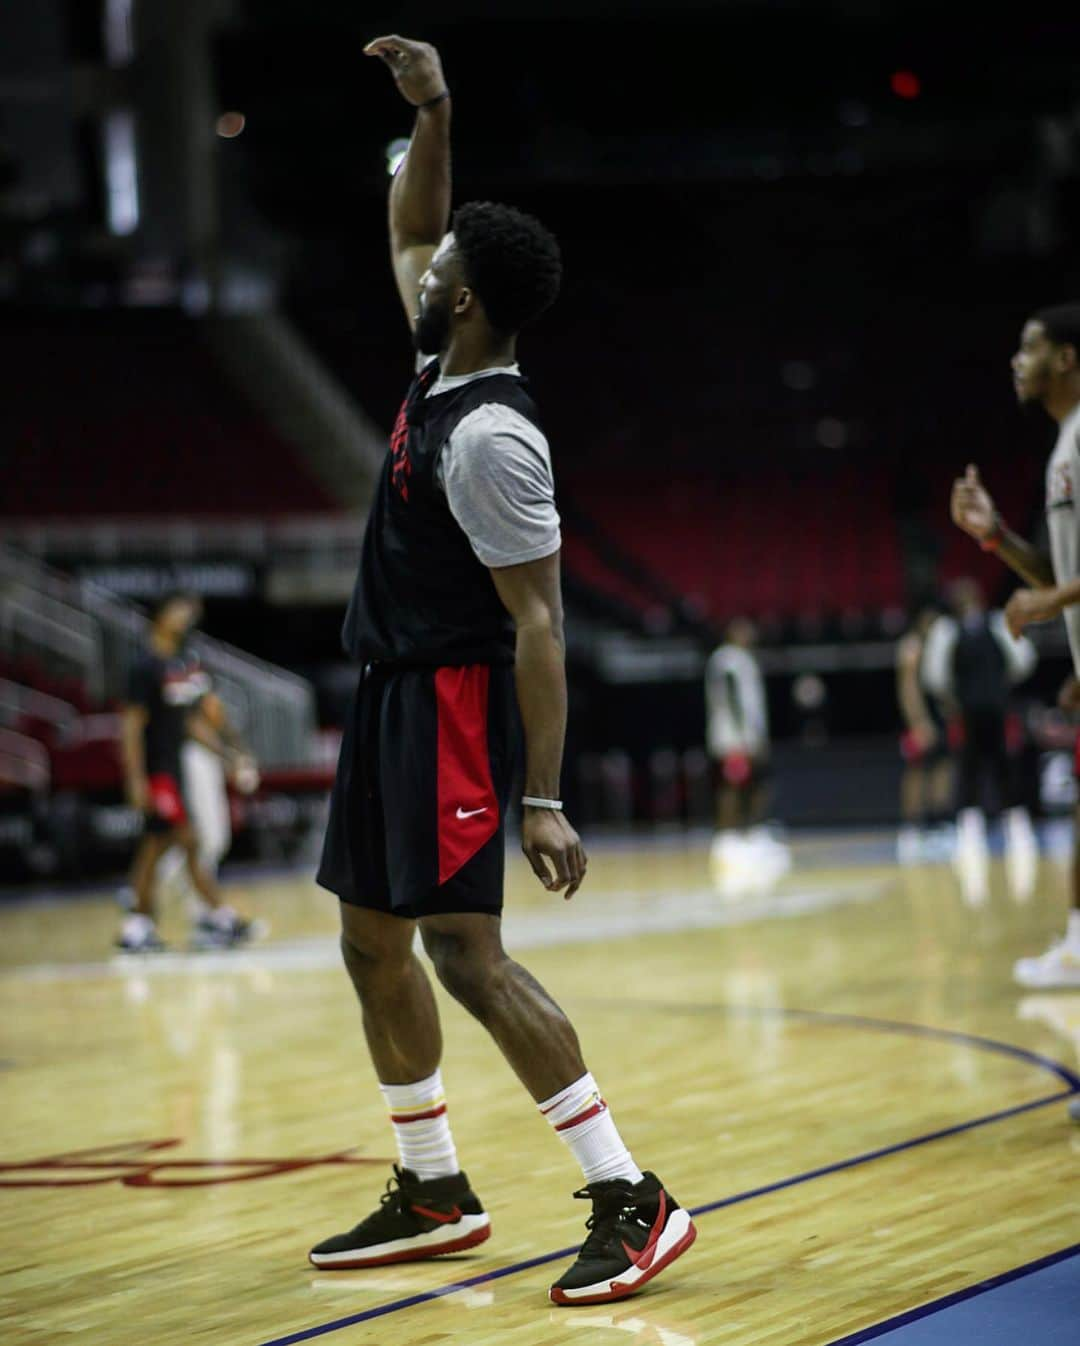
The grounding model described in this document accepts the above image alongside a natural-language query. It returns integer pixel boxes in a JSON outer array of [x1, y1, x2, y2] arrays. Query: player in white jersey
[[705, 619, 789, 891], [951, 304, 1080, 1020], [158, 690, 261, 943]]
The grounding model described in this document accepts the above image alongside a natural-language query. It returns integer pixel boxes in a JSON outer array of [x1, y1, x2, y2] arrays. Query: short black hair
[[1032, 303, 1080, 351], [452, 201, 562, 335]]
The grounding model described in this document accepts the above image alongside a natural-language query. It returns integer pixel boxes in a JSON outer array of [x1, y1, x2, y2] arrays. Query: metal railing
[[0, 546, 317, 768]]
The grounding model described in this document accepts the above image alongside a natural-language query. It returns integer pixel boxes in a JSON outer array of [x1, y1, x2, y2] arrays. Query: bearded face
[[414, 287, 453, 356]]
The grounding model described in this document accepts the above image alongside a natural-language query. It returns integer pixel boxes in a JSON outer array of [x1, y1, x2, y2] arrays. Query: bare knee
[[340, 905, 415, 993], [421, 927, 504, 1020]]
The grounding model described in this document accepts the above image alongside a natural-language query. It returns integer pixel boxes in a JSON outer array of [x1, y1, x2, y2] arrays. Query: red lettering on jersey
[[390, 396, 412, 502]]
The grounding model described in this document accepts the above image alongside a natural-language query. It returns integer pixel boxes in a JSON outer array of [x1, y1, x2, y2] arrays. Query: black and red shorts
[[317, 662, 519, 919], [145, 771, 189, 834]]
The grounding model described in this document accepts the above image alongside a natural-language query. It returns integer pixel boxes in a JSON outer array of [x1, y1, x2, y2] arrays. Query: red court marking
[[0, 1139, 390, 1188]]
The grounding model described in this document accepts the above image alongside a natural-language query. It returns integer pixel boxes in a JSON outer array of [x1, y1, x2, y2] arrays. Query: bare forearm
[[390, 102, 451, 247], [513, 622, 567, 799], [898, 669, 930, 730], [996, 525, 1056, 588]]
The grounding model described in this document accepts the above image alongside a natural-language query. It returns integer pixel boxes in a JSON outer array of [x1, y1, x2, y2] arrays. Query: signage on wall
[[78, 560, 257, 601]]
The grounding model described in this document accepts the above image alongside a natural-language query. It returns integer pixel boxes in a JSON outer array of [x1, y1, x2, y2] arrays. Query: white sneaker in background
[[709, 829, 789, 898], [1004, 806, 1039, 904], [115, 912, 168, 954], [923, 822, 956, 863], [1013, 941, 1080, 989], [746, 826, 792, 887], [896, 825, 923, 867], [954, 807, 989, 907]]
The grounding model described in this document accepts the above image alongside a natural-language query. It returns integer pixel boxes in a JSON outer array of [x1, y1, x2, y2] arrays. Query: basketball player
[[951, 304, 1080, 997], [921, 579, 1038, 903], [895, 606, 954, 865], [158, 690, 261, 939], [311, 36, 696, 1303], [118, 593, 257, 952], [705, 619, 788, 889]]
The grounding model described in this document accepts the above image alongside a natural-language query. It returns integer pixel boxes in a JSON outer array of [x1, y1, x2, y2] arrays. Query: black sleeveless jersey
[[953, 616, 1009, 713], [342, 360, 543, 666]]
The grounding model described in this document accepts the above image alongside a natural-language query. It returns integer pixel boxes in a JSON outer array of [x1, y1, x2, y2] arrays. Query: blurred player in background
[[921, 578, 1038, 904], [951, 304, 1080, 1010], [158, 688, 261, 918], [706, 619, 789, 891], [118, 592, 258, 952], [895, 605, 954, 865]]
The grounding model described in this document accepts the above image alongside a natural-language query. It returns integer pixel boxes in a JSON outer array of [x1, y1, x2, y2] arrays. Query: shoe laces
[[572, 1183, 638, 1258], [378, 1165, 415, 1214]]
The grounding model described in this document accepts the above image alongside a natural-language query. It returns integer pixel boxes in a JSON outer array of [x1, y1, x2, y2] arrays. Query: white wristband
[[522, 796, 563, 811]]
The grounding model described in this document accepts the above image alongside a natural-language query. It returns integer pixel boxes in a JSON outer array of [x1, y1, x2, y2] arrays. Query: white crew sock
[[379, 1069, 460, 1181], [539, 1072, 644, 1186], [1067, 910, 1080, 951]]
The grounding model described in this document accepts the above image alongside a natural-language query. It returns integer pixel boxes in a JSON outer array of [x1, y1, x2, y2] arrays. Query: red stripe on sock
[[553, 1099, 608, 1132], [389, 1104, 447, 1124]]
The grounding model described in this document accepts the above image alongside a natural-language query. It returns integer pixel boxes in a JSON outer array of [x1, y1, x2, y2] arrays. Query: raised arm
[[951, 463, 1055, 587], [365, 35, 451, 332], [489, 552, 588, 899]]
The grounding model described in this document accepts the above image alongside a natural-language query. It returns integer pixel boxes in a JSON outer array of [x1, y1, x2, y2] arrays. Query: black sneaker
[[115, 920, 168, 953], [550, 1171, 696, 1305], [309, 1165, 491, 1269], [190, 910, 265, 951]]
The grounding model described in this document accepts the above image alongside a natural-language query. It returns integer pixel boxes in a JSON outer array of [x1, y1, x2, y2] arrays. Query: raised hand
[[364, 35, 447, 107], [950, 463, 997, 541]]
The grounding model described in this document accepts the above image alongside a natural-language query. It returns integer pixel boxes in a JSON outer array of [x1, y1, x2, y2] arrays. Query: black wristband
[[420, 89, 450, 110]]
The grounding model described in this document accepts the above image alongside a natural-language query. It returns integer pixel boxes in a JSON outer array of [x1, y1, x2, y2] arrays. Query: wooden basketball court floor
[[2, 832, 1078, 1345]]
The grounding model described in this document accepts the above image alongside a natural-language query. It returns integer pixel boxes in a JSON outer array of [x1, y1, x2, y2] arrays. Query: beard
[[414, 296, 451, 357]]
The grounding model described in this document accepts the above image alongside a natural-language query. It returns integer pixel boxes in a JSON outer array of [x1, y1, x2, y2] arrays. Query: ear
[[453, 285, 474, 317], [1061, 342, 1079, 374]]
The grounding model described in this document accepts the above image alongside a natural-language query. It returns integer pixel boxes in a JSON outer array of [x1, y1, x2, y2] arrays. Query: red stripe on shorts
[[148, 773, 187, 826], [435, 666, 499, 886]]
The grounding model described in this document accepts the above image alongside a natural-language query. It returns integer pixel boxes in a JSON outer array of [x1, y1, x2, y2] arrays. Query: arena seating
[[1, 312, 334, 519]]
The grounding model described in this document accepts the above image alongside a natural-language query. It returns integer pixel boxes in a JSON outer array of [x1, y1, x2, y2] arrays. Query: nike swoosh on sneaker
[[410, 1202, 463, 1225], [456, 806, 489, 820], [621, 1190, 667, 1271]]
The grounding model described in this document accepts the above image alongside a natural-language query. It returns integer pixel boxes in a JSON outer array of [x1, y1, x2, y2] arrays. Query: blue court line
[[629, 1002, 1080, 1092], [824, 1242, 1080, 1346], [255, 1011, 1079, 1346]]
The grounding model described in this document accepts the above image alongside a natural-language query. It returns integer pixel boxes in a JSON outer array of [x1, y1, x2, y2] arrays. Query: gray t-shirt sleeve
[[437, 403, 562, 568]]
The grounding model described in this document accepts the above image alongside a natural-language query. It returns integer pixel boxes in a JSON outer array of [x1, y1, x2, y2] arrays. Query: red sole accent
[[309, 1222, 490, 1270], [549, 1219, 697, 1306]]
